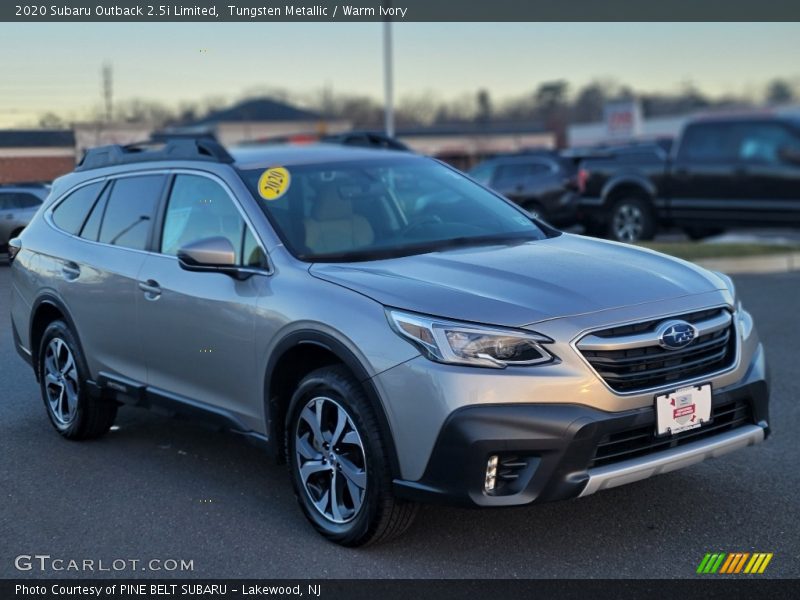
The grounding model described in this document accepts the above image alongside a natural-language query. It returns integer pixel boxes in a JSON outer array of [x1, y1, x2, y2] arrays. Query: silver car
[[9, 139, 770, 546], [0, 183, 48, 255]]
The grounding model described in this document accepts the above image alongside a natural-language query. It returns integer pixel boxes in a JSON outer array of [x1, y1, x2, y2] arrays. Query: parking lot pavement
[[1, 266, 798, 579]]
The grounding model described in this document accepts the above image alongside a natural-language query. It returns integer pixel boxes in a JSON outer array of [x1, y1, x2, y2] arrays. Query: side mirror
[[177, 236, 248, 279]]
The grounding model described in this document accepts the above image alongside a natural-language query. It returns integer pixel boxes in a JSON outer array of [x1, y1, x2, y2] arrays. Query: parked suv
[[468, 152, 580, 226], [10, 139, 769, 546], [0, 183, 48, 256]]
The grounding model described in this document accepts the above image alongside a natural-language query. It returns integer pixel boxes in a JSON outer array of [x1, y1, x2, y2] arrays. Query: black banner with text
[[3, 0, 800, 22], [4, 579, 800, 600]]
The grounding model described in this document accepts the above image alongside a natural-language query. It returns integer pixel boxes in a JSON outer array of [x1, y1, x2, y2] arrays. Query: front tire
[[607, 196, 656, 242], [38, 320, 117, 439], [285, 366, 417, 546]]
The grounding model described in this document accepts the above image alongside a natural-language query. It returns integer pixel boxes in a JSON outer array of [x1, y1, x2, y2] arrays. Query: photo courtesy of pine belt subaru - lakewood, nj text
[[8, 139, 770, 546]]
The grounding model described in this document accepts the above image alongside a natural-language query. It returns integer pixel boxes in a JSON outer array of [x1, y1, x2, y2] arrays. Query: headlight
[[387, 309, 556, 368]]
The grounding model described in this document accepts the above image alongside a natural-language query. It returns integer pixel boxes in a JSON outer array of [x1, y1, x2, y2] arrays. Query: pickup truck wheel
[[286, 366, 418, 546], [608, 197, 656, 242]]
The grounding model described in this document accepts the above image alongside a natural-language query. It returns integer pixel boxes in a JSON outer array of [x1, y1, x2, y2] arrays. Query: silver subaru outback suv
[[9, 139, 769, 546]]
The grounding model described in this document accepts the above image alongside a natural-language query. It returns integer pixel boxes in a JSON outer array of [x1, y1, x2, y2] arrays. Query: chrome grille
[[577, 308, 737, 393]]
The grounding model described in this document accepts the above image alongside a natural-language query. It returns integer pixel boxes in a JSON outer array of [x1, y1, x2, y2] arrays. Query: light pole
[[383, 18, 395, 137]]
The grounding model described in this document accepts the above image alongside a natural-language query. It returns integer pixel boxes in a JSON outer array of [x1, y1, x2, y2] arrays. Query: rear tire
[[607, 196, 656, 242], [285, 365, 418, 546], [38, 320, 117, 440]]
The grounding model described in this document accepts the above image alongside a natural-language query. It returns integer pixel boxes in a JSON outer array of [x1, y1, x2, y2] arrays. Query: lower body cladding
[[391, 346, 769, 507]]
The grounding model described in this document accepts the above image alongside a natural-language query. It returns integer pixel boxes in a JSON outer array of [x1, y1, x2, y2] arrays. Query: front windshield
[[239, 156, 548, 262]]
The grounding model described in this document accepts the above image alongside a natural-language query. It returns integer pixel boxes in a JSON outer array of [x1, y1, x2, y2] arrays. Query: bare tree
[[38, 112, 66, 128], [765, 79, 796, 105]]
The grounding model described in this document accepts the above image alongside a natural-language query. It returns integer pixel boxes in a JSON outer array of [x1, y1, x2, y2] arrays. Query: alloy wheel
[[612, 203, 644, 242], [43, 338, 79, 426], [294, 396, 368, 524]]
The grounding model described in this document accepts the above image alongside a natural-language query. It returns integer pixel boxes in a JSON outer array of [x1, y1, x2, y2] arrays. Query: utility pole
[[102, 63, 113, 123], [383, 17, 395, 137]]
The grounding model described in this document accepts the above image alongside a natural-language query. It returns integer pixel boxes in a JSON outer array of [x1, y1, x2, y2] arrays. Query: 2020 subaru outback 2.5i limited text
[[8, 139, 769, 546]]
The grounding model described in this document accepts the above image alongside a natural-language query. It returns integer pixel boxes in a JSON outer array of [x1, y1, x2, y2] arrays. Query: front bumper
[[393, 344, 769, 507]]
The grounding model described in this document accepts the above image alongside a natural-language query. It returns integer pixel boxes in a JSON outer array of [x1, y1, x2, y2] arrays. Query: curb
[[695, 252, 800, 275]]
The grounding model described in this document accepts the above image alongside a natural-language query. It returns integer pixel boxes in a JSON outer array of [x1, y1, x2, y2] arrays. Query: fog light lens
[[484, 455, 499, 492]]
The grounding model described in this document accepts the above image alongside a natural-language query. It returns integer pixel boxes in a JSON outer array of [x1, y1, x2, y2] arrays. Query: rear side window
[[52, 182, 104, 234], [98, 175, 165, 250], [495, 163, 534, 182], [468, 163, 495, 185], [14, 192, 43, 208], [1, 192, 43, 209], [79, 185, 111, 242], [494, 161, 553, 185], [678, 123, 739, 162]]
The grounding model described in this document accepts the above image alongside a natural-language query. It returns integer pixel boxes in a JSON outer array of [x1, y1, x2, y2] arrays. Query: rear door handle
[[138, 279, 162, 299], [61, 261, 80, 280]]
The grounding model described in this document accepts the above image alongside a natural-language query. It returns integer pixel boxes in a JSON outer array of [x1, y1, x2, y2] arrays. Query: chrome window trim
[[44, 168, 273, 275], [569, 304, 740, 397]]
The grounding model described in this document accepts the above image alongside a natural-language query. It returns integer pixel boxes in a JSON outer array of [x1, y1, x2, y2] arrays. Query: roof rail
[[76, 137, 234, 172]]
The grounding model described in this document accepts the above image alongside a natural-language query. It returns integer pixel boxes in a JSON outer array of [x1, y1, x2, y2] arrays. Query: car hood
[[309, 234, 728, 327]]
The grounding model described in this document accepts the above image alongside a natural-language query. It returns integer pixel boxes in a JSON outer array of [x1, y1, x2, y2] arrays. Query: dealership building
[[0, 130, 75, 184]]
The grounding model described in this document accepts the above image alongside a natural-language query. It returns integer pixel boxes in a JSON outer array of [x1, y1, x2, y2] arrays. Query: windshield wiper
[[299, 232, 537, 263], [431, 233, 535, 251]]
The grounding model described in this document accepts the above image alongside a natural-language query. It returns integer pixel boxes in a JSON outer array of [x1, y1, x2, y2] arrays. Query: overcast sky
[[1, 22, 798, 127]]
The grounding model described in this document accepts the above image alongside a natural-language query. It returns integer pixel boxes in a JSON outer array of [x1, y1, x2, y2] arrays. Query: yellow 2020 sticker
[[258, 167, 291, 201]]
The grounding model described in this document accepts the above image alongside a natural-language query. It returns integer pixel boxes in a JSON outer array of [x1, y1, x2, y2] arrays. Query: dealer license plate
[[654, 383, 712, 437]]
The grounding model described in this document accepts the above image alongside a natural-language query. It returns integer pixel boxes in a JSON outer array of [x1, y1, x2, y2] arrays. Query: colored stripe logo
[[697, 552, 773, 574]]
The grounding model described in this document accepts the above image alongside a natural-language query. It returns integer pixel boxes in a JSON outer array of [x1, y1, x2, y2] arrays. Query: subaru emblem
[[657, 320, 697, 350]]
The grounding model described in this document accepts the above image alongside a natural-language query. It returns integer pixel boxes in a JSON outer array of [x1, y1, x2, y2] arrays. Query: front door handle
[[61, 261, 80, 280], [4, 214, 13, 220], [138, 279, 162, 300]]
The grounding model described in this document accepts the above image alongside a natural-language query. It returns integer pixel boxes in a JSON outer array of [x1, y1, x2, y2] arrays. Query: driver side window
[[161, 174, 264, 267]]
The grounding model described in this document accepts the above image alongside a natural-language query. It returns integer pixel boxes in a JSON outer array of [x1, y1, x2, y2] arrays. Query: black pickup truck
[[578, 115, 800, 242]]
